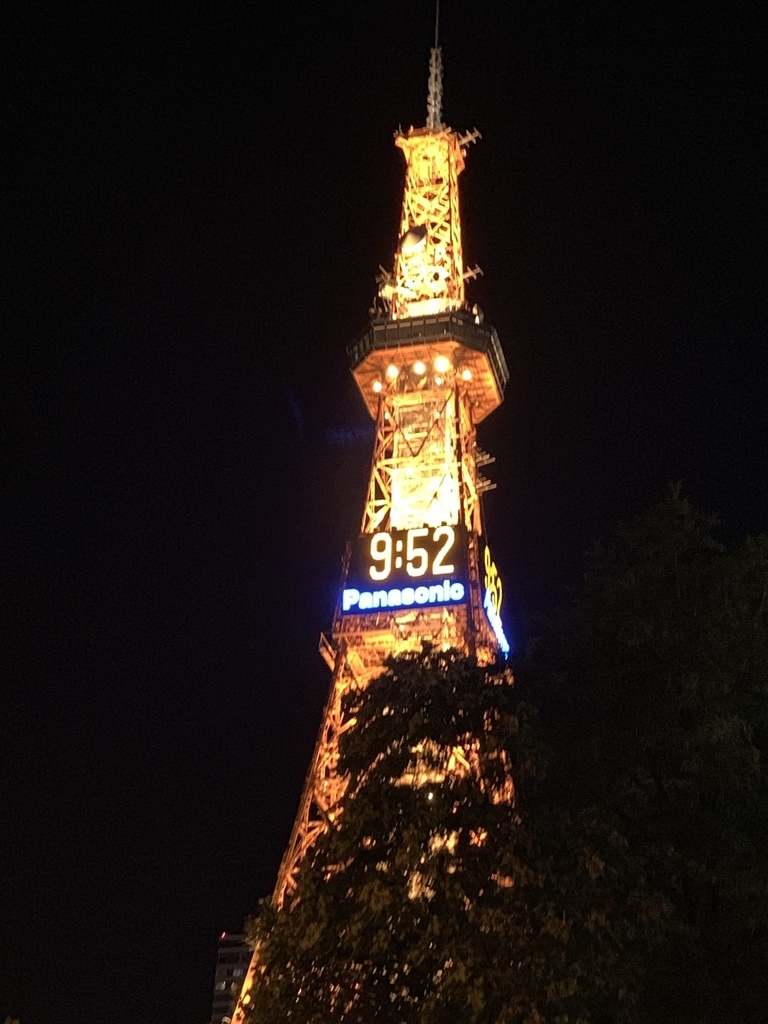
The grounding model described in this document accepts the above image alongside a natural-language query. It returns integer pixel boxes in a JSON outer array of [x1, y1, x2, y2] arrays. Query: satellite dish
[[399, 224, 427, 253]]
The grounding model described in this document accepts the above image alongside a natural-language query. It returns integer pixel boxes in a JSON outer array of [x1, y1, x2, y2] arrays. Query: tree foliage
[[247, 490, 768, 1023], [524, 487, 768, 1022], [248, 653, 667, 1023]]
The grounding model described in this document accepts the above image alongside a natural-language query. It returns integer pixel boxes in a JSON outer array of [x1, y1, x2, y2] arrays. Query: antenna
[[426, 0, 443, 131]]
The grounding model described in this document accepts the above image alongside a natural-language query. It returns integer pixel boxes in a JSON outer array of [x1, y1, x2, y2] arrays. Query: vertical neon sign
[[483, 545, 510, 655]]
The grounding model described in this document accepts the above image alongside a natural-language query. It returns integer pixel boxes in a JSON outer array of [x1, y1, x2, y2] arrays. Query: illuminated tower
[[233, 36, 509, 1022]]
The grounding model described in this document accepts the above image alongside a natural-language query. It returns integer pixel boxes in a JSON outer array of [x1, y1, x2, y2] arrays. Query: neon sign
[[483, 545, 510, 655], [342, 579, 465, 613]]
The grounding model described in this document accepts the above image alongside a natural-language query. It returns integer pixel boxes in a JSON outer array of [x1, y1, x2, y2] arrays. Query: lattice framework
[[381, 129, 473, 320], [231, 43, 506, 1024]]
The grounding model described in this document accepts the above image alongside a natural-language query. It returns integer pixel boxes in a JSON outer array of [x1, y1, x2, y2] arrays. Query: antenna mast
[[426, 0, 443, 131]]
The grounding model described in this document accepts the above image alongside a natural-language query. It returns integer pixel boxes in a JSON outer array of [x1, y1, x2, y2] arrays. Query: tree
[[247, 490, 768, 1023], [524, 488, 768, 1022], [247, 650, 668, 1024]]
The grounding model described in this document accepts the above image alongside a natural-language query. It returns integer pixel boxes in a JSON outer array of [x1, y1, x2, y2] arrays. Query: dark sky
[[3, 3, 766, 1022]]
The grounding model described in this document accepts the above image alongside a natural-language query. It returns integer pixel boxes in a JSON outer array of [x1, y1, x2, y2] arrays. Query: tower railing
[[348, 310, 509, 397]]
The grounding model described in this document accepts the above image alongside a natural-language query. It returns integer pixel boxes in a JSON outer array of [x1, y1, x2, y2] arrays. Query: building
[[208, 933, 250, 1024]]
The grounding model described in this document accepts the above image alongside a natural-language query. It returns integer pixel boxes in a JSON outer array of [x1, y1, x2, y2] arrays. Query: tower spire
[[377, 1, 483, 321], [426, 0, 443, 131]]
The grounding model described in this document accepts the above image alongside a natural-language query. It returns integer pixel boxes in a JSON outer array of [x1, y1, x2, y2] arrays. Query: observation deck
[[349, 310, 509, 423]]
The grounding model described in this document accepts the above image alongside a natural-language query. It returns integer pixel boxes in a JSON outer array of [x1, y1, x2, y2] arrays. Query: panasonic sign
[[342, 579, 466, 613]]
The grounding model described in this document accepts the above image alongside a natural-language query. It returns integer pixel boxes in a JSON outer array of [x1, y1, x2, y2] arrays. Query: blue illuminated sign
[[483, 587, 510, 654], [342, 578, 466, 613], [482, 544, 510, 655]]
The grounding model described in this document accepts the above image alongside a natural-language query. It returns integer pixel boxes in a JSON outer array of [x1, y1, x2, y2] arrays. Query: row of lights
[[372, 356, 473, 393]]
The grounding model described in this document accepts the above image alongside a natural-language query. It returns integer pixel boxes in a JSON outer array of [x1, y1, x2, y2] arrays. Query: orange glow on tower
[[232, 37, 509, 1023]]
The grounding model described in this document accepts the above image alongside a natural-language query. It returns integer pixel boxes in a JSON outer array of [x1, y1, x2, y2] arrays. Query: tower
[[232, 35, 509, 1022]]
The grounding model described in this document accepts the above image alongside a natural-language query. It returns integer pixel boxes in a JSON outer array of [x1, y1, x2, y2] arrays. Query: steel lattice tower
[[232, 39, 509, 1022]]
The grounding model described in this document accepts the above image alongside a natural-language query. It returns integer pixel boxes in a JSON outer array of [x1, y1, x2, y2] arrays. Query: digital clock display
[[342, 525, 468, 614]]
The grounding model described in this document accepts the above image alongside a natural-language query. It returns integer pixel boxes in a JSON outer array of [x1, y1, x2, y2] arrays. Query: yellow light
[[435, 376, 444, 386], [413, 360, 426, 375], [434, 355, 451, 373], [386, 364, 399, 379], [461, 368, 472, 381], [373, 380, 383, 393]]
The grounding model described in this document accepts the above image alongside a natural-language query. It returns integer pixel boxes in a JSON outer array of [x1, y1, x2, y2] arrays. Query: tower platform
[[349, 310, 509, 423]]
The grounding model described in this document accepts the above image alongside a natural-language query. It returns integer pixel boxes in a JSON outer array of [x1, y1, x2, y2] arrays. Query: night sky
[[3, 3, 766, 1022]]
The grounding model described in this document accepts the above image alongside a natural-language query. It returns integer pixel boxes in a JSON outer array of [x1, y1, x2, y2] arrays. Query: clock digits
[[369, 532, 393, 580], [406, 528, 429, 577]]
